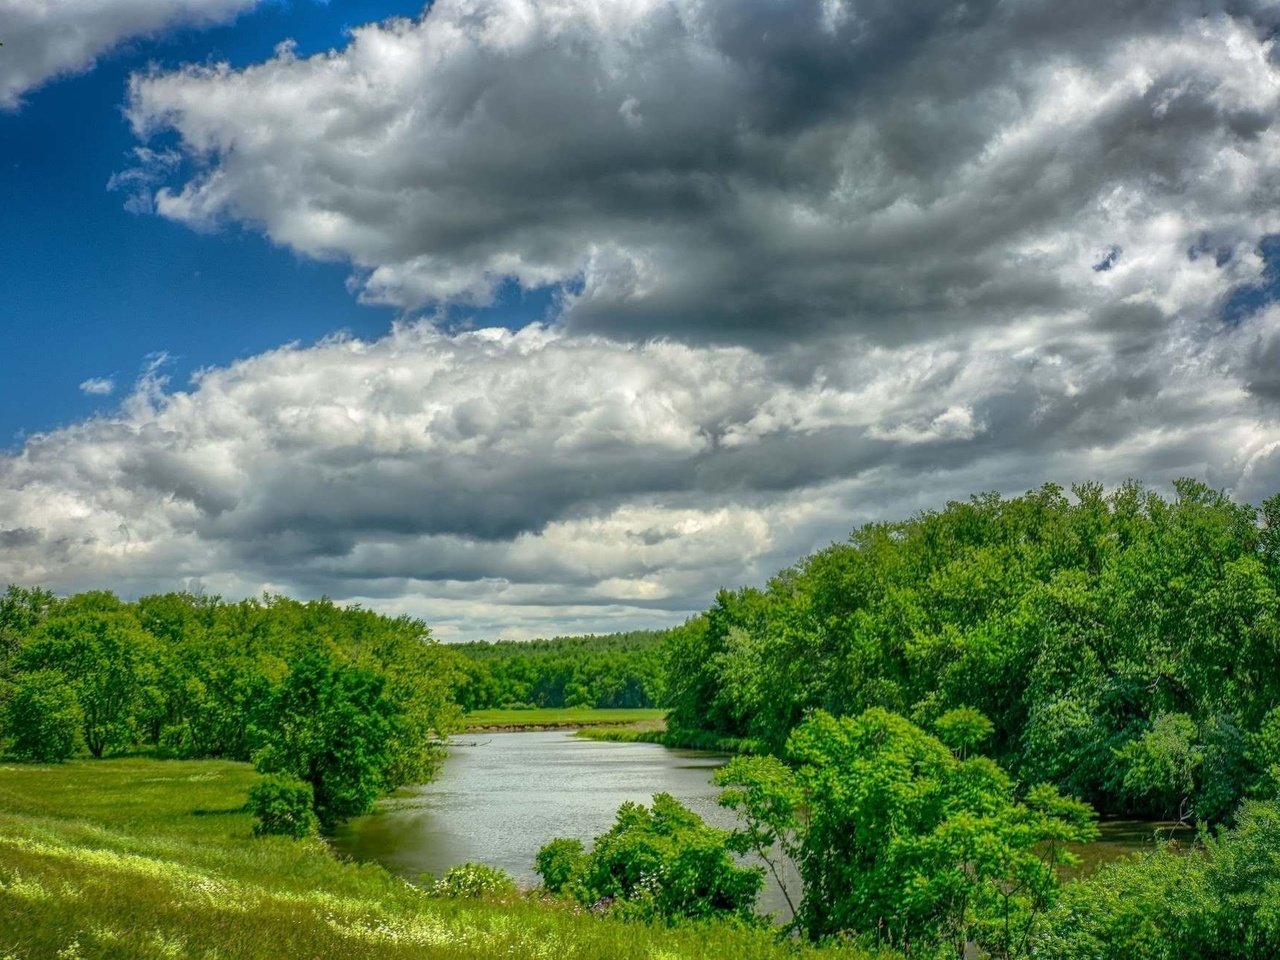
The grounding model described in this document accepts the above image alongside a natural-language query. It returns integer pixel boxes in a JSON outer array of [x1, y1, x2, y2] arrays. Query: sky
[[3, 0, 1280, 641]]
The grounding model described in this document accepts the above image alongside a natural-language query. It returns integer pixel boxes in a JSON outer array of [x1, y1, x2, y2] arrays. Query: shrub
[[1036, 799, 1280, 960], [535, 837, 587, 894], [4, 670, 83, 762], [248, 774, 318, 839], [539, 793, 763, 923], [429, 862, 518, 899]]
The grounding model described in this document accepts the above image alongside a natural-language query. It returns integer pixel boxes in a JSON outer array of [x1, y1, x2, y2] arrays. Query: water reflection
[[331, 730, 796, 916]]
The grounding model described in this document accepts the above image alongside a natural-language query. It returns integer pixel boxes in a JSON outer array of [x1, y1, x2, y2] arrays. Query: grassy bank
[[463, 706, 665, 731], [0, 758, 876, 960], [576, 726, 764, 753]]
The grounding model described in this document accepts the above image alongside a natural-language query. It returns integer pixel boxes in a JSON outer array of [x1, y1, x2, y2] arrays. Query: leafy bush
[[933, 706, 994, 758], [248, 774, 318, 839], [1037, 799, 1280, 959], [535, 837, 587, 894], [3, 669, 82, 762], [537, 793, 762, 923], [718, 709, 1097, 956], [429, 862, 518, 899]]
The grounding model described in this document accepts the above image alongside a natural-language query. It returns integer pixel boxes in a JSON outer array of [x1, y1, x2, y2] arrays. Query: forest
[[452, 631, 665, 710], [2, 480, 1280, 959], [0, 589, 463, 826], [663, 479, 1280, 824]]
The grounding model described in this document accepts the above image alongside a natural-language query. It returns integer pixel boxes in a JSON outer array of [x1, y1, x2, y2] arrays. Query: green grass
[[575, 726, 765, 754], [462, 707, 665, 730], [0, 758, 879, 960]]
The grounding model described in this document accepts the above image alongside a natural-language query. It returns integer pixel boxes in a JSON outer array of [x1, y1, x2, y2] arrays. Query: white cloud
[[2, 316, 1278, 639], [122, 0, 1280, 349], [6, 0, 1280, 637], [79, 377, 116, 396], [0, 0, 259, 110]]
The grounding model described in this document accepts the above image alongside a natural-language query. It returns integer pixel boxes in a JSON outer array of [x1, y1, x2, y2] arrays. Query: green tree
[[3, 669, 82, 761], [719, 709, 1096, 957], [17, 596, 153, 757], [252, 651, 399, 828]]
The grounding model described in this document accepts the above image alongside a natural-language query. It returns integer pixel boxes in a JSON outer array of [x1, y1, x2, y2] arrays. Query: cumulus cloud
[[0, 0, 258, 109], [79, 377, 116, 396], [2, 318, 1278, 639], [6, 0, 1280, 636], [124, 0, 1280, 347]]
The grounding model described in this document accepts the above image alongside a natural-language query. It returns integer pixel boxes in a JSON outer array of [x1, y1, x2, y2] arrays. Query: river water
[[331, 730, 798, 916], [331, 729, 1179, 917]]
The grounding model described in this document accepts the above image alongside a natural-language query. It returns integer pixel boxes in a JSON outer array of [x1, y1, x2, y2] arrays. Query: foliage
[[1036, 799, 1280, 959], [537, 793, 763, 924], [248, 773, 319, 838], [454, 631, 666, 711], [535, 837, 587, 894], [664, 480, 1280, 821], [2, 669, 82, 762], [719, 709, 1096, 957], [252, 652, 399, 828], [15, 594, 153, 757], [933, 707, 994, 758], [429, 862, 519, 899], [0, 589, 463, 828], [464, 706, 664, 730]]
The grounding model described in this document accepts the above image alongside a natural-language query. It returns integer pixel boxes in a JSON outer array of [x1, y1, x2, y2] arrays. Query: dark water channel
[[331, 730, 798, 916], [332, 730, 1180, 917]]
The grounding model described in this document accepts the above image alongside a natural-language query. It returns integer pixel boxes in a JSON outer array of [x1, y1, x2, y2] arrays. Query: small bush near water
[[248, 773, 318, 838]]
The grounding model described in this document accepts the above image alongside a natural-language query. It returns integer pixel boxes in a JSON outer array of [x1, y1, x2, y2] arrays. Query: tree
[[251, 651, 399, 828], [17, 597, 152, 757], [3, 669, 82, 761], [718, 709, 1096, 957]]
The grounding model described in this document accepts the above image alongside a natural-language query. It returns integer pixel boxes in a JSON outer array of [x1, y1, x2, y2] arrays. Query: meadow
[[0, 757, 876, 960]]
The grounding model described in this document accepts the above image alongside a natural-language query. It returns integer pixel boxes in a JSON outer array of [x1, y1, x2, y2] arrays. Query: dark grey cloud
[[4, 0, 1280, 637], [125, 0, 1280, 348]]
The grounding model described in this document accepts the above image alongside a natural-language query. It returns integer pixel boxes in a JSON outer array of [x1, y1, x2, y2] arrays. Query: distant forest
[[451, 631, 666, 710]]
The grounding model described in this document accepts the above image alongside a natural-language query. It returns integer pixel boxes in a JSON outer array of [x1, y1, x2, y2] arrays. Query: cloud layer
[[0, 0, 258, 109], [125, 0, 1280, 346], [7, 0, 1280, 637], [3, 314, 1280, 639]]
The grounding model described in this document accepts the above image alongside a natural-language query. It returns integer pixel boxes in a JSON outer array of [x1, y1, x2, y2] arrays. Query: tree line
[[0, 589, 462, 827], [452, 631, 666, 710], [662, 479, 1280, 823]]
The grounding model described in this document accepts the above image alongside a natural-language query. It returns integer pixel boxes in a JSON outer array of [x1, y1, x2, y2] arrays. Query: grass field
[[462, 707, 665, 730], [0, 758, 878, 960]]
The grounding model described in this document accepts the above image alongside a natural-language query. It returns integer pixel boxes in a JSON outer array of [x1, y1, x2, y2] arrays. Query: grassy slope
[[463, 707, 665, 730], [0, 758, 877, 960]]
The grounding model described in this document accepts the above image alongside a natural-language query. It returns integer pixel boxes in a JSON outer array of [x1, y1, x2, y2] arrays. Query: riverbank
[[576, 725, 764, 753], [0, 757, 881, 960], [463, 706, 665, 732]]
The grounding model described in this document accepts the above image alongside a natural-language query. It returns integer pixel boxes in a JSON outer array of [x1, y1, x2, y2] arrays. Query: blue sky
[[0, 0, 552, 445], [2, 1, 1279, 638]]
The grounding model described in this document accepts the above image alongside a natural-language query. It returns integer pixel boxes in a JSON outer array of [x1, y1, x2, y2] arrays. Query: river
[[332, 730, 798, 916], [331, 729, 1183, 917]]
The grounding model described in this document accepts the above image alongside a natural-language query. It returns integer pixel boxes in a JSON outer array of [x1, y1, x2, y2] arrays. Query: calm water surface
[[332, 730, 797, 915], [333, 730, 1175, 915]]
